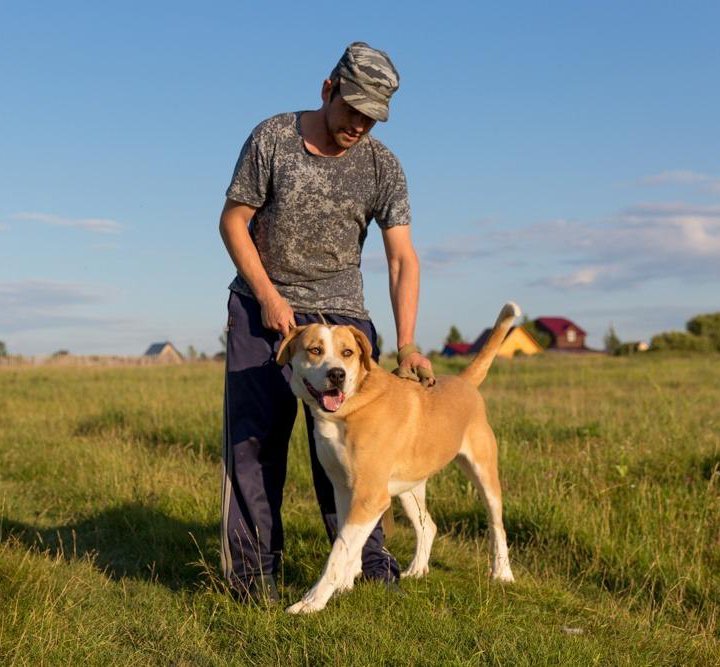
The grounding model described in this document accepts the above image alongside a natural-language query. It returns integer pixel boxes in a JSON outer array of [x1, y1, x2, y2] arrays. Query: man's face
[[322, 82, 377, 150]]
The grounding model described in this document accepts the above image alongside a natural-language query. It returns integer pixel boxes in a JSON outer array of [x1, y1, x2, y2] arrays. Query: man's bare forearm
[[219, 201, 277, 302], [219, 199, 295, 334], [388, 249, 420, 349]]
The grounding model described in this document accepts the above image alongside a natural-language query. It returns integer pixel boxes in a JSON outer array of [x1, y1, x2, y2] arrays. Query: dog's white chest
[[313, 418, 350, 486]]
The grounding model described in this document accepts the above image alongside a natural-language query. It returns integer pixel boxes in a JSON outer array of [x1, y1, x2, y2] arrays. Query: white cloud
[[494, 202, 720, 291], [0, 280, 115, 333], [538, 266, 605, 289], [421, 238, 495, 271], [640, 170, 720, 193], [362, 235, 495, 275], [11, 212, 123, 234], [0, 279, 185, 355]]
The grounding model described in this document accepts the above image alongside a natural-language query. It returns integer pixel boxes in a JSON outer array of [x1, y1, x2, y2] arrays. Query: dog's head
[[276, 324, 373, 414]]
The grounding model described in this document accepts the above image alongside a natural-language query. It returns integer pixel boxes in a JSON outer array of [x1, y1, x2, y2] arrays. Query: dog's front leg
[[286, 514, 382, 614], [332, 485, 362, 592], [287, 494, 389, 614]]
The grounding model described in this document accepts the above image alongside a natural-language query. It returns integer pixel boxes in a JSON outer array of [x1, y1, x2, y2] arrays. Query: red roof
[[443, 342, 473, 355], [535, 317, 586, 337]]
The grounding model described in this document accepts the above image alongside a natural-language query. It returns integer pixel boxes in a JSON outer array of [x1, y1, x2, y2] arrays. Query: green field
[[1, 353, 718, 665]]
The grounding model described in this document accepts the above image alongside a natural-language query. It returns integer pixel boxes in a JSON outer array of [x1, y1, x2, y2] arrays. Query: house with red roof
[[534, 317, 587, 351], [441, 327, 543, 358], [470, 326, 543, 358], [441, 342, 473, 357]]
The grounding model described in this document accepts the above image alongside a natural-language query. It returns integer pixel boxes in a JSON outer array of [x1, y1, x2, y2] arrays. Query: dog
[[277, 303, 519, 613]]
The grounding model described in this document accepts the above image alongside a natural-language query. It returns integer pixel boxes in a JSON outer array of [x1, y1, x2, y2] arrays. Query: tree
[[0, 341, 7, 357], [186, 345, 198, 361], [520, 316, 552, 349], [445, 325, 463, 345], [650, 331, 715, 352], [686, 312, 720, 350], [650, 310, 720, 352], [376, 334, 383, 355], [604, 324, 621, 355]]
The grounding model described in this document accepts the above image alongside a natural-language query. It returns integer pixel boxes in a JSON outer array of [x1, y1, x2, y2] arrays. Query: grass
[[1, 353, 718, 665]]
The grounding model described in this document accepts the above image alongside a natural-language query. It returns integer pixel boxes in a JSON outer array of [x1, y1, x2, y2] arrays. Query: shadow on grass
[[1, 503, 219, 591], [74, 408, 221, 459], [435, 505, 717, 618], [701, 454, 720, 481], [1, 503, 339, 594]]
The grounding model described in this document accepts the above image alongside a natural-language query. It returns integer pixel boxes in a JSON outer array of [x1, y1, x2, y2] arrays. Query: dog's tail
[[460, 302, 521, 387]]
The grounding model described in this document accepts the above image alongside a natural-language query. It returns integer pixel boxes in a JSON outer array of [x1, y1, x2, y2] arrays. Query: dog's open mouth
[[303, 379, 345, 412]]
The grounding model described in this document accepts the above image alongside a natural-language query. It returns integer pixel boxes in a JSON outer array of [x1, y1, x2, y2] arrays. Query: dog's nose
[[327, 367, 346, 388]]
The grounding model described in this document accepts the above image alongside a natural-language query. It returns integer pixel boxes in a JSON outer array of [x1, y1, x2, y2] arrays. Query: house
[[143, 342, 184, 363], [470, 326, 543, 359], [441, 342, 473, 357], [534, 317, 587, 351]]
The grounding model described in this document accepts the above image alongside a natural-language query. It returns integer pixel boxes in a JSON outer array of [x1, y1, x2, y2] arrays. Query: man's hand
[[396, 346, 436, 387], [259, 293, 296, 337]]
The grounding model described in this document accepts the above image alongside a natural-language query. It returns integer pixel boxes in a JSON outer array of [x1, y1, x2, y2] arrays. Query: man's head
[[329, 41, 400, 123], [320, 42, 400, 150]]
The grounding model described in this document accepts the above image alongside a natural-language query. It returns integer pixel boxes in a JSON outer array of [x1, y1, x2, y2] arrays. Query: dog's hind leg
[[398, 481, 437, 578], [456, 428, 514, 582]]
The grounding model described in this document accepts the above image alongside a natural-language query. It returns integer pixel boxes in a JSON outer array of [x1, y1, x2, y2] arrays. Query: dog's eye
[[307, 347, 322, 356], [341, 349, 354, 357]]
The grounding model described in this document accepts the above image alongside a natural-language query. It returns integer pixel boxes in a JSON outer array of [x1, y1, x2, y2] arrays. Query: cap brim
[[339, 79, 389, 122]]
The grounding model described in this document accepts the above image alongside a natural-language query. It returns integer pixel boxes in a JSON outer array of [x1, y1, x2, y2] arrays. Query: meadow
[[1, 352, 718, 665]]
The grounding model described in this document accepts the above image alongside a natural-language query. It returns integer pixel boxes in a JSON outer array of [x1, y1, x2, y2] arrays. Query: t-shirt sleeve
[[373, 149, 411, 229], [225, 123, 273, 207]]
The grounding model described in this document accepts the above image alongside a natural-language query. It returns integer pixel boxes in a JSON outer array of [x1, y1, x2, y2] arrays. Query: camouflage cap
[[330, 41, 400, 122]]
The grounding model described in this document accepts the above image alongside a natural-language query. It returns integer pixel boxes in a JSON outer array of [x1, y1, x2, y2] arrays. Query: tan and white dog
[[277, 303, 519, 613]]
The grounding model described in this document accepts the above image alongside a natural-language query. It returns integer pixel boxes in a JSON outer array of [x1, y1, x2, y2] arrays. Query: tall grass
[[1, 355, 718, 665]]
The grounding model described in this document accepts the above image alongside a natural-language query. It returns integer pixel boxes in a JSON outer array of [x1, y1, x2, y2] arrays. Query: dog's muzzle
[[326, 367, 346, 388], [303, 369, 346, 413]]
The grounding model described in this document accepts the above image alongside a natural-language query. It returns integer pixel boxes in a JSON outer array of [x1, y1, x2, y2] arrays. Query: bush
[[615, 342, 643, 356], [686, 313, 720, 350], [649, 331, 715, 352]]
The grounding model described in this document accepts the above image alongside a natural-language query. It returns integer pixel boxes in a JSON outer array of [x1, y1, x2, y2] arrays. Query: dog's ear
[[348, 326, 373, 371], [276, 326, 308, 366]]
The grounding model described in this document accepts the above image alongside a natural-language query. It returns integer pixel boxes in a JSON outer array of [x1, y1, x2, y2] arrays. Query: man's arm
[[219, 199, 296, 336], [381, 224, 434, 383]]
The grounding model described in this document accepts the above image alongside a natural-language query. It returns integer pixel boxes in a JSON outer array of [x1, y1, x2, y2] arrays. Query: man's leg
[[220, 292, 297, 599], [296, 312, 400, 583]]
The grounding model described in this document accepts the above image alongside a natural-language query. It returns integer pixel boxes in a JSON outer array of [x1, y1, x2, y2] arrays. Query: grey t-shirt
[[225, 112, 411, 319]]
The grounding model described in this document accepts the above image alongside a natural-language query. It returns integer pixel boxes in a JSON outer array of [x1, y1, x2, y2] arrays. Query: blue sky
[[1, 1, 719, 356]]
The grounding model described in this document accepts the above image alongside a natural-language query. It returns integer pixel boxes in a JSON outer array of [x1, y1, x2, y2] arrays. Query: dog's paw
[[491, 566, 515, 583], [337, 578, 356, 593], [401, 562, 429, 578], [286, 597, 324, 614]]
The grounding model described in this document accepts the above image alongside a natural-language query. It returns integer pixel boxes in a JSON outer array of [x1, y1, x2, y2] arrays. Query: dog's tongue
[[321, 389, 344, 412]]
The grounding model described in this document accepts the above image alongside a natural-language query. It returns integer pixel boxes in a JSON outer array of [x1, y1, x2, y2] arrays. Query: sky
[[1, 1, 719, 357]]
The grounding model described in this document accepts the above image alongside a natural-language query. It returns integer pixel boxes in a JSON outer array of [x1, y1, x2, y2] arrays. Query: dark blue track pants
[[220, 291, 399, 589]]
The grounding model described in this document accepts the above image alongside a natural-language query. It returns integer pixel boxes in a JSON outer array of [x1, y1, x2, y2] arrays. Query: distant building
[[470, 326, 543, 358], [143, 342, 184, 363], [616, 340, 650, 355], [441, 326, 543, 359], [441, 342, 473, 357], [534, 317, 587, 351]]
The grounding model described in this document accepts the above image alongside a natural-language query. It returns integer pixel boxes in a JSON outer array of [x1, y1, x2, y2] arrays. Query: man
[[219, 42, 434, 602]]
